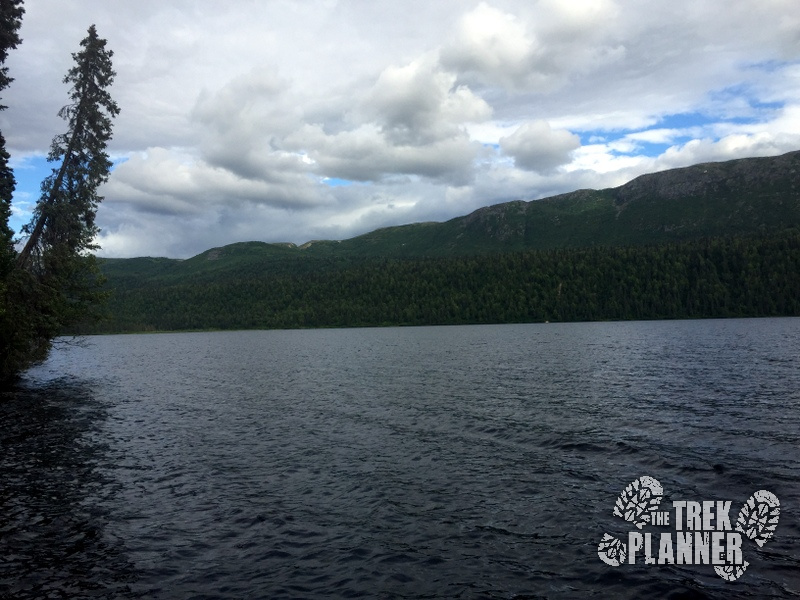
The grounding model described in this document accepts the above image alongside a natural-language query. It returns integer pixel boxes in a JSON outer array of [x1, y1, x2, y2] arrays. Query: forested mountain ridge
[[87, 150, 800, 333], [102, 150, 800, 274], [339, 150, 800, 256]]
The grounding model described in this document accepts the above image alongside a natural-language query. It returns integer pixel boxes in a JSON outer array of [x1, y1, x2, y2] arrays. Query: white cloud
[[440, 3, 542, 90], [655, 132, 799, 170], [368, 56, 491, 144], [104, 147, 330, 215], [440, 1, 625, 93], [279, 57, 491, 185], [286, 123, 480, 185], [499, 121, 581, 173]]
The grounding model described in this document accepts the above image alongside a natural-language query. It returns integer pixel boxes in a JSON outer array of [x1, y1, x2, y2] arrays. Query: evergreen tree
[[1, 23, 119, 382], [17, 24, 119, 269]]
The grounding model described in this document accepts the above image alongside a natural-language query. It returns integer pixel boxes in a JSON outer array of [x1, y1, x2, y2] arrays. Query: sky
[[1, 0, 799, 259]]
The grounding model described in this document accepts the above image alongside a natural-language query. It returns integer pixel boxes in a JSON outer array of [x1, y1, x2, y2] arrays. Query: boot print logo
[[597, 476, 780, 582]]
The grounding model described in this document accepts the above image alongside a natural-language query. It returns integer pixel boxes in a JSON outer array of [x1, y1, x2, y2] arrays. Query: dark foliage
[[84, 230, 800, 334]]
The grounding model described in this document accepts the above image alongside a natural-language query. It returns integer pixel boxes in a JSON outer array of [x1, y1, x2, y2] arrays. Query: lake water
[[2, 319, 799, 599]]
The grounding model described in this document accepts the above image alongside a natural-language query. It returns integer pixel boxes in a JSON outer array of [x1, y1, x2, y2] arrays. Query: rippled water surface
[[2, 319, 800, 599]]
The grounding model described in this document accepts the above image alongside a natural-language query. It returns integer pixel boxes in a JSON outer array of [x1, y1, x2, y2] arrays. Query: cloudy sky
[[2, 0, 799, 258]]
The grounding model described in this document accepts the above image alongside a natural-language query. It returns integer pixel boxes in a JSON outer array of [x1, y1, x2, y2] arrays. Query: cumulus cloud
[[190, 67, 307, 180], [499, 121, 581, 172], [287, 124, 480, 185], [104, 147, 329, 215], [655, 132, 800, 170], [440, 3, 542, 90], [368, 57, 491, 144], [276, 56, 491, 185], [440, 1, 624, 92]]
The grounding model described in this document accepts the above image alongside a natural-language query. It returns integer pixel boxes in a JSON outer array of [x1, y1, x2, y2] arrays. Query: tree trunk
[[16, 109, 85, 270]]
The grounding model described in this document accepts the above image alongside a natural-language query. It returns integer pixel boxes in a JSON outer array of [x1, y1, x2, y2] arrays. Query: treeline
[[80, 229, 800, 334]]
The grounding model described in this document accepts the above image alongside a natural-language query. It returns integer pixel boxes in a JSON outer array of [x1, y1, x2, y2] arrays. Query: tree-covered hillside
[[82, 229, 800, 333], [78, 150, 800, 334]]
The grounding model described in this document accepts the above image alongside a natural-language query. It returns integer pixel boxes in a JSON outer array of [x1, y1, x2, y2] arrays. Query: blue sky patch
[[323, 177, 357, 187], [8, 154, 128, 234]]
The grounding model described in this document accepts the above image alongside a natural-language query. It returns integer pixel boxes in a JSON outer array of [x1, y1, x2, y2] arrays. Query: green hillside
[[86, 151, 800, 333], [317, 149, 800, 257]]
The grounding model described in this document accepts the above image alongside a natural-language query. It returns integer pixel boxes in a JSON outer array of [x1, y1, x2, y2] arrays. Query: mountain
[[88, 151, 800, 333], [120, 149, 800, 270], [336, 149, 800, 255]]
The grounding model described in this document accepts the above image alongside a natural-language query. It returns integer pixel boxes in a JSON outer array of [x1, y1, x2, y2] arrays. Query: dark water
[[2, 319, 800, 599]]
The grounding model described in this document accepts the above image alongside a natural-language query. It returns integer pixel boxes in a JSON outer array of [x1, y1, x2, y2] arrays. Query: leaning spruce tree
[[1, 23, 119, 382], [17, 24, 119, 269]]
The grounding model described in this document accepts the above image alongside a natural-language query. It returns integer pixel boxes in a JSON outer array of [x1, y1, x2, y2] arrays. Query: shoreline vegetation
[[76, 227, 800, 335]]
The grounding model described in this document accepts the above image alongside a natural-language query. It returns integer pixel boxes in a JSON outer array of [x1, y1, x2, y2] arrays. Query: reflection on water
[[2, 319, 800, 599], [0, 380, 136, 599]]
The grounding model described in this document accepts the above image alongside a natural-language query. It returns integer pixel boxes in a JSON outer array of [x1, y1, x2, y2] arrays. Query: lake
[[2, 319, 799, 599]]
